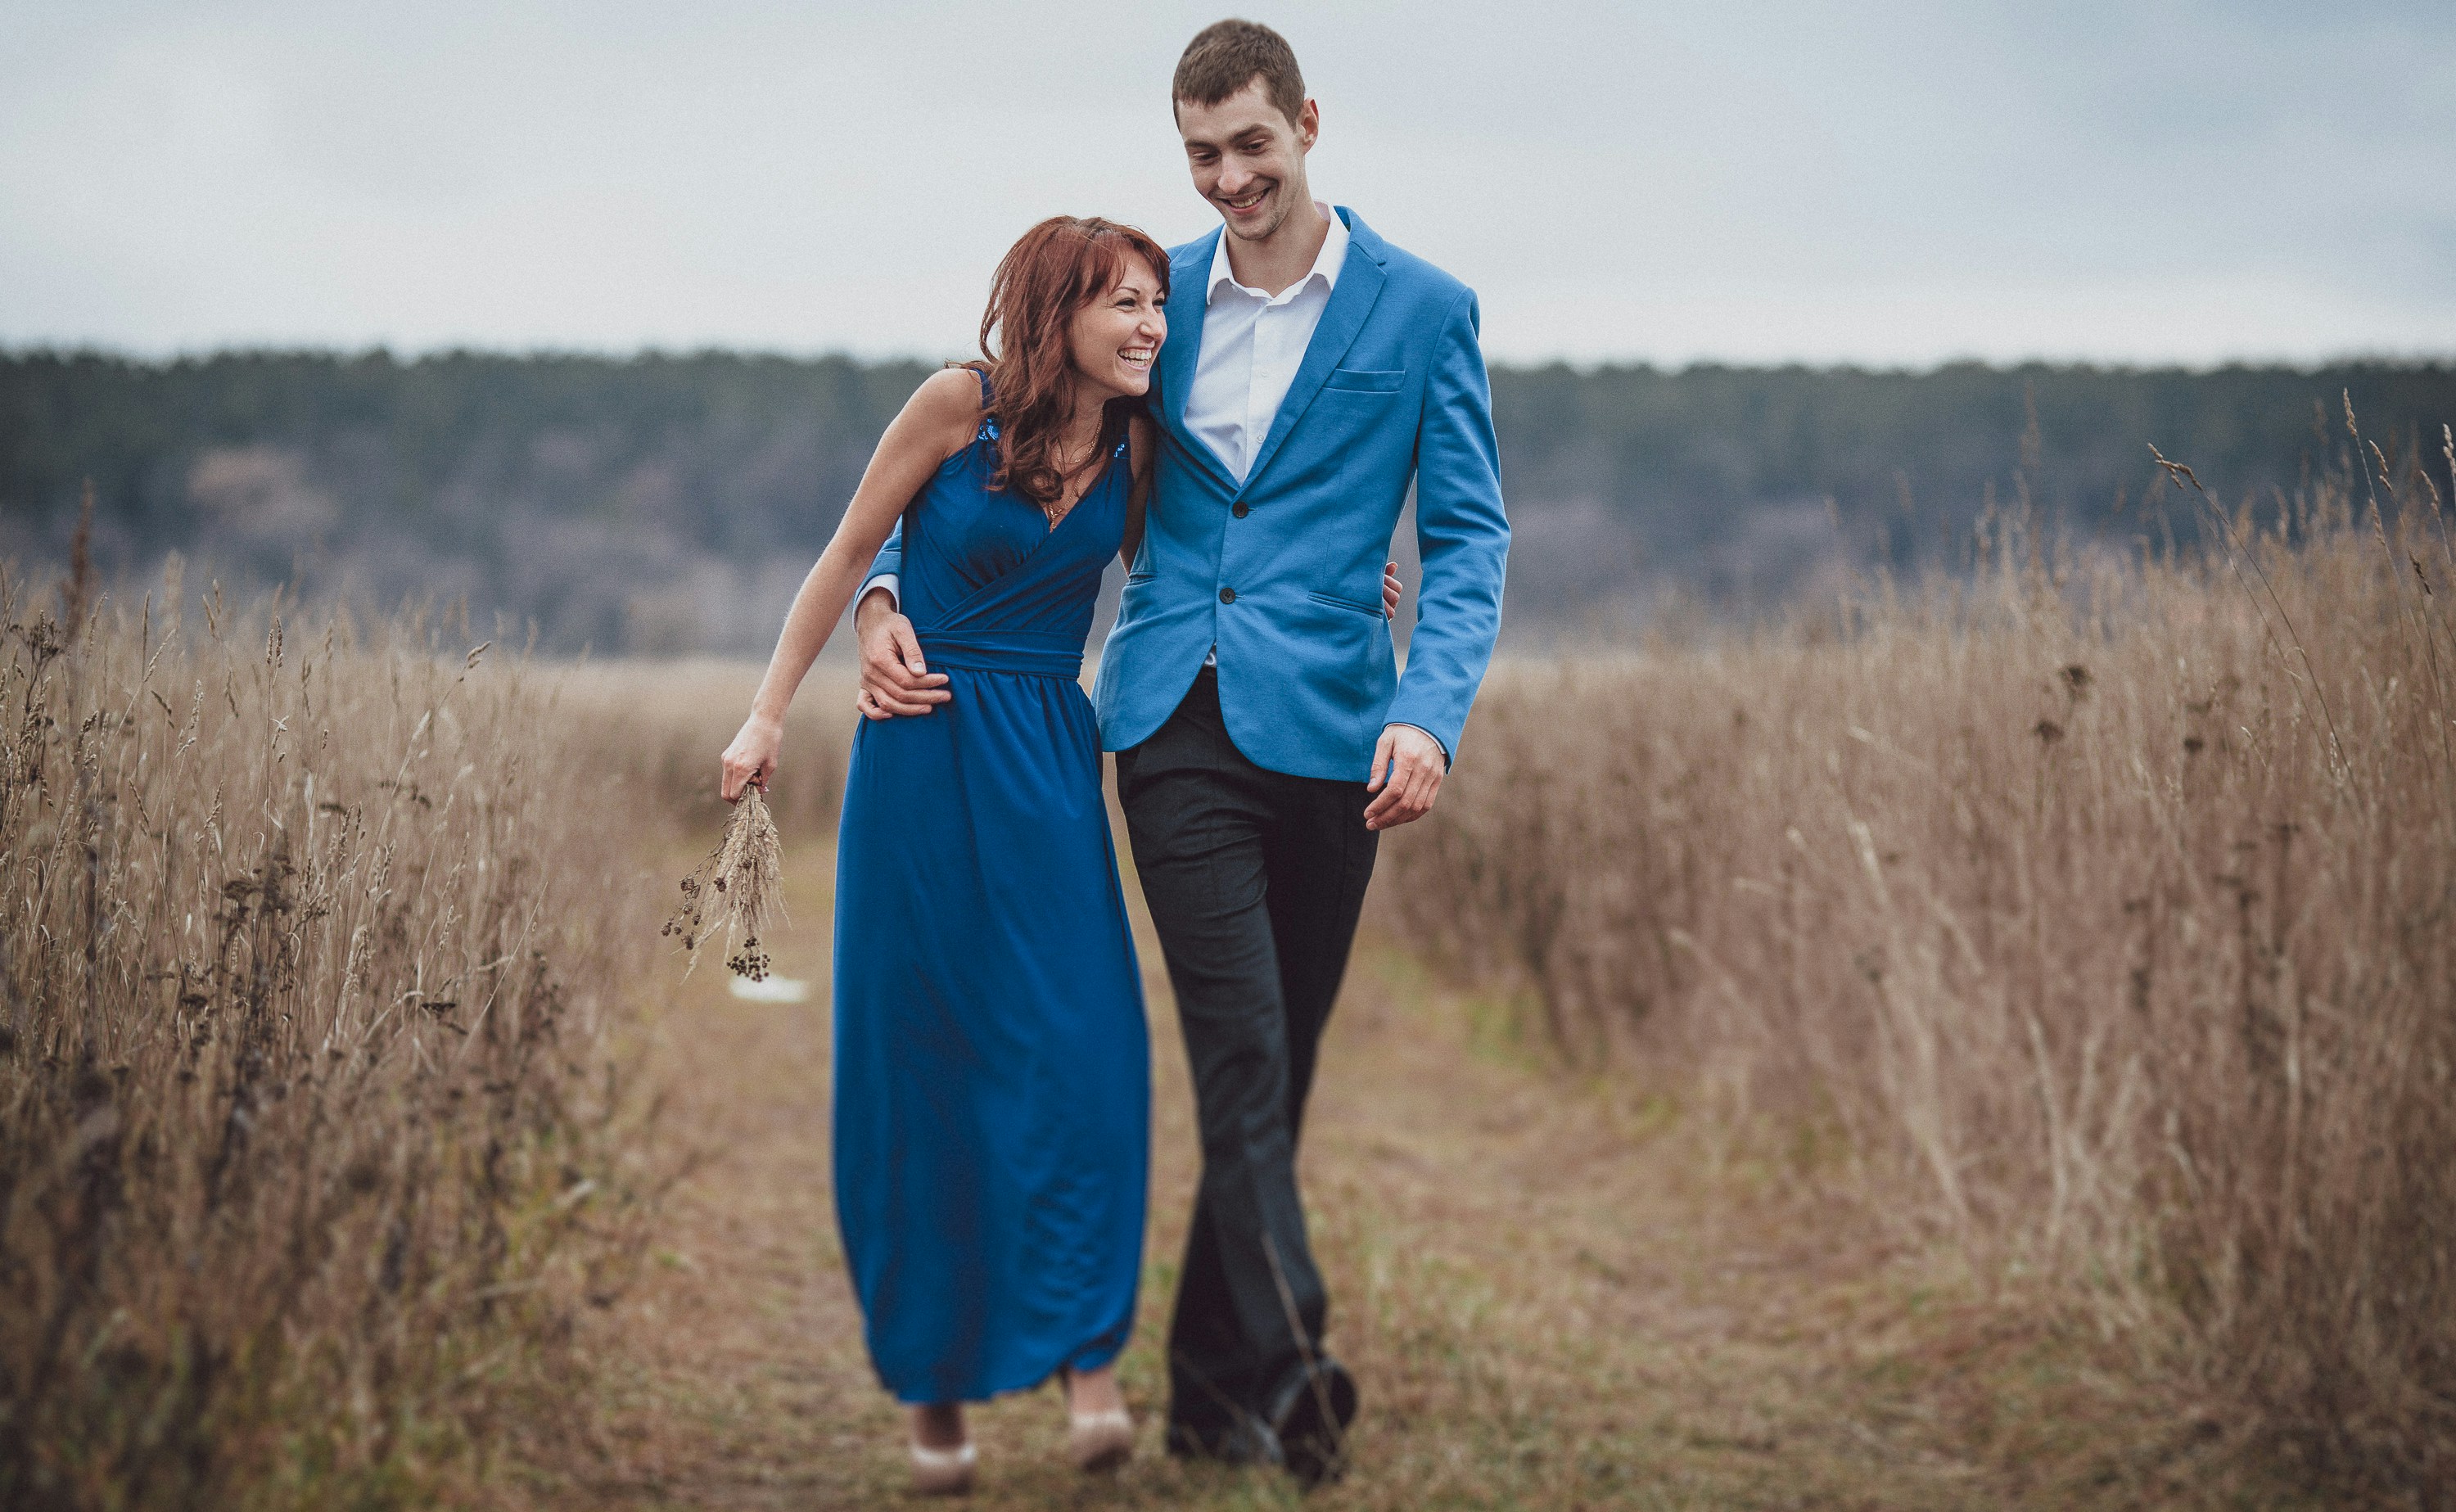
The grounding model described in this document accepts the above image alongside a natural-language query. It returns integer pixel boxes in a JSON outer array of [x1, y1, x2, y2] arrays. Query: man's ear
[[1297, 97, 1319, 151]]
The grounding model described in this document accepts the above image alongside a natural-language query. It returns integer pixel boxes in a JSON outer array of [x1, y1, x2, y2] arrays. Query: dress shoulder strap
[[968, 366, 999, 442]]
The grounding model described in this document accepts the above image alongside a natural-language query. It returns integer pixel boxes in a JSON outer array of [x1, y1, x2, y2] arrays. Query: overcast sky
[[4, 0, 2452, 368]]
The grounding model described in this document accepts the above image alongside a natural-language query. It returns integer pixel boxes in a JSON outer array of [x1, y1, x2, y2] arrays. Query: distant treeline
[[5, 350, 2452, 651]]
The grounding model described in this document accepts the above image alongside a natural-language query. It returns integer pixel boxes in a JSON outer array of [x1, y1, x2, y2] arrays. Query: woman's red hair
[[964, 216, 1170, 509]]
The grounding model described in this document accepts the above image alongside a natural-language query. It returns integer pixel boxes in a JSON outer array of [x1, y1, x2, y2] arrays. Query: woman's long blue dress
[[832, 380, 1149, 1406]]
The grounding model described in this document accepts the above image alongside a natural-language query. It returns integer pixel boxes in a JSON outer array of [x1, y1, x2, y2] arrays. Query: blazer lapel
[[1158, 233, 1212, 429], [1237, 231, 1386, 494], [1157, 232, 1241, 490]]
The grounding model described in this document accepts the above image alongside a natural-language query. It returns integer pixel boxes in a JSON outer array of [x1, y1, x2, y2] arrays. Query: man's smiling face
[[1176, 77, 1318, 245]]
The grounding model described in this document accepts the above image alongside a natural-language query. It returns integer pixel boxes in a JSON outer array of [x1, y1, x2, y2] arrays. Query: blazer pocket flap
[[1324, 367, 1405, 394], [1309, 589, 1387, 618]]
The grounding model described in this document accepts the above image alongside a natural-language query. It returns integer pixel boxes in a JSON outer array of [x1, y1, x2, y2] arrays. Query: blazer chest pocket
[[1323, 367, 1405, 394]]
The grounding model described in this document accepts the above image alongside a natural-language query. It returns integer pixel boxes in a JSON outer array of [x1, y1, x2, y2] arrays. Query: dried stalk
[[665, 788, 786, 980]]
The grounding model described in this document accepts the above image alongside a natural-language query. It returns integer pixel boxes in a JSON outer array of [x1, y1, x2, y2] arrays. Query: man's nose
[[1214, 160, 1253, 197]]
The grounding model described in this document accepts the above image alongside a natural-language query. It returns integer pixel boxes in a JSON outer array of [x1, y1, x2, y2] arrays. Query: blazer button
[[1231, 502, 1249, 518], [1218, 587, 1236, 604]]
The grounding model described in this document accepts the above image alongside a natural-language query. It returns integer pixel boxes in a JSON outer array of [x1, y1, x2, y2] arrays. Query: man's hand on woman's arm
[[854, 586, 950, 720]]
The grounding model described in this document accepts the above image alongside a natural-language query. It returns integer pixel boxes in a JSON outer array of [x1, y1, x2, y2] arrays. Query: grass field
[[6, 424, 2452, 1508], [528, 824, 2330, 1510]]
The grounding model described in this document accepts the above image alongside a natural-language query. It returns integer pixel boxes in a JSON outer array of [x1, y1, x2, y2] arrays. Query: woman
[[718, 218, 1398, 1493]]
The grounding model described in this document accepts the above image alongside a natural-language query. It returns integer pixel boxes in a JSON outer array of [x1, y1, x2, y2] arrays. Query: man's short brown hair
[[1172, 19, 1307, 129]]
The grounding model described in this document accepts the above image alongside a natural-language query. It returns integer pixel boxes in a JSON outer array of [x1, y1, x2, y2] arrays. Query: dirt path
[[538, 835, 2289, 1510]]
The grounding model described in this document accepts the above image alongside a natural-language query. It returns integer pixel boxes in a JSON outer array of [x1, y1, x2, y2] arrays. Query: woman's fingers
[[722, 756, 770, 802], [720, 718, 782, 802]]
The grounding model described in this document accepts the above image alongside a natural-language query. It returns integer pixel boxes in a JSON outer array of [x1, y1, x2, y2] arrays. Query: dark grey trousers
[[1114, 667, 1379, 1445]]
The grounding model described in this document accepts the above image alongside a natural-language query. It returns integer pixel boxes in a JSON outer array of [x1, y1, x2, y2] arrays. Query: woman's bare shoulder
[[1128, 411, 1158, 474], [906, 366, 988, 430]]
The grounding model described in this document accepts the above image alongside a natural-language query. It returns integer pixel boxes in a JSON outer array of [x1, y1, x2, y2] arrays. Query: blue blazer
[[869, 207, 1508, 783]]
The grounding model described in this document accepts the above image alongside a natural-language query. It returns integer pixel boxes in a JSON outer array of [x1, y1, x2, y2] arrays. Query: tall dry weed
[[552, 658, 856, 841], [0, 571, 665, 1509], [1385, 432, 2456, 1493]]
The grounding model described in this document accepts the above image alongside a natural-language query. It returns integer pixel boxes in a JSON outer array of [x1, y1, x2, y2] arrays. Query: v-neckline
[[1036, 444, 1120, 535]]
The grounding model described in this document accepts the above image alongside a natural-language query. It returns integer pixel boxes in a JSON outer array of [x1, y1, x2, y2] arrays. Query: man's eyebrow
[[1183, 115, 1275, 138]]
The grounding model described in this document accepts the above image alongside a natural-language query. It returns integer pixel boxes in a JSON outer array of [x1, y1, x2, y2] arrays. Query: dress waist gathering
[[915, 628, 1085, 680]]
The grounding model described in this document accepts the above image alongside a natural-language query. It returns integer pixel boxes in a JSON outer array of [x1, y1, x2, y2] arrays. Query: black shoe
[[1265, 1358, 1358, 1491], [1165, 1412, 1284, 1469]]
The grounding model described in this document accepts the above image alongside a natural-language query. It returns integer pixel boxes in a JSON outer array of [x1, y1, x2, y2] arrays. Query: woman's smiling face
[[1068, 255, 1167, 401]]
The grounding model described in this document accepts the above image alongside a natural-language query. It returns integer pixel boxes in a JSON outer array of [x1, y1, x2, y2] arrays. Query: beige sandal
[[909, 1438, 976, 1496], [1068, 1405, 1135, 1474]]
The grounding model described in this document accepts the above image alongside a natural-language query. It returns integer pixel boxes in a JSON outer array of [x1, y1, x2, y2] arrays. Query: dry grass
[[551, 658, 857, 843], [15, 415, 2451, 1507], [1384, 433, 2456, 1497], [548, 828, 2327, 1512], [665, 790, 787, 982], [0, 571, 669, 1509]]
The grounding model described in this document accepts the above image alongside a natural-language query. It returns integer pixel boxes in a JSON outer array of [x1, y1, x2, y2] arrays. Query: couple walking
[[720, 19, 1507, 1494]]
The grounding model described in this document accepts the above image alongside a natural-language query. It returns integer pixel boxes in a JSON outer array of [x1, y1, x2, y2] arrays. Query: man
[[854, 19, 1507, 1487]]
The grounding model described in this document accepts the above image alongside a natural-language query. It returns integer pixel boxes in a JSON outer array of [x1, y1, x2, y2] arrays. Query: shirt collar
[[1208, 201, 1348, 307]]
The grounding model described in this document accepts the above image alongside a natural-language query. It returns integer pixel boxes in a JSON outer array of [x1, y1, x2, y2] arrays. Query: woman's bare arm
[[1120, 413, 1157, 568], [720, 368, 980, 800]]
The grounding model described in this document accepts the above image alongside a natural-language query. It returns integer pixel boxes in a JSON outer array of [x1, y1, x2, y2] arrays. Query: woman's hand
[[1383, 560, 1404, 620], [721, 713, 784, 803]]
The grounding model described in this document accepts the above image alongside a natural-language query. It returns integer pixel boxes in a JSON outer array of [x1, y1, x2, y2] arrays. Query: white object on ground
[[728, 976, 810, 1003]]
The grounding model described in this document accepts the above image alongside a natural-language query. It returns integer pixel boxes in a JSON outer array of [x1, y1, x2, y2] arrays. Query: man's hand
[[853, 587, 950, 720], [1363, 723, 1446, 831]]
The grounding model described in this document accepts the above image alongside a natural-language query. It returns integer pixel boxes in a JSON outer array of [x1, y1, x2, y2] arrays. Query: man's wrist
[[1384, 721, 1451, 768]]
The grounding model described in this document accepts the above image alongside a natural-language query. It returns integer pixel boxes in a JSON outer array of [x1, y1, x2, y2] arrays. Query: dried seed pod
[[663, 788, 787, 980]]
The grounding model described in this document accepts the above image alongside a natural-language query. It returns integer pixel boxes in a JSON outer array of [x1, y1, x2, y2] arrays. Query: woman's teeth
[[1119, 347, 1154, 368]]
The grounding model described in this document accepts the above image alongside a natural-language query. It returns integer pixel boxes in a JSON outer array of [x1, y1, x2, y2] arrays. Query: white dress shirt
[[1184, 201, 1348, 483]]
